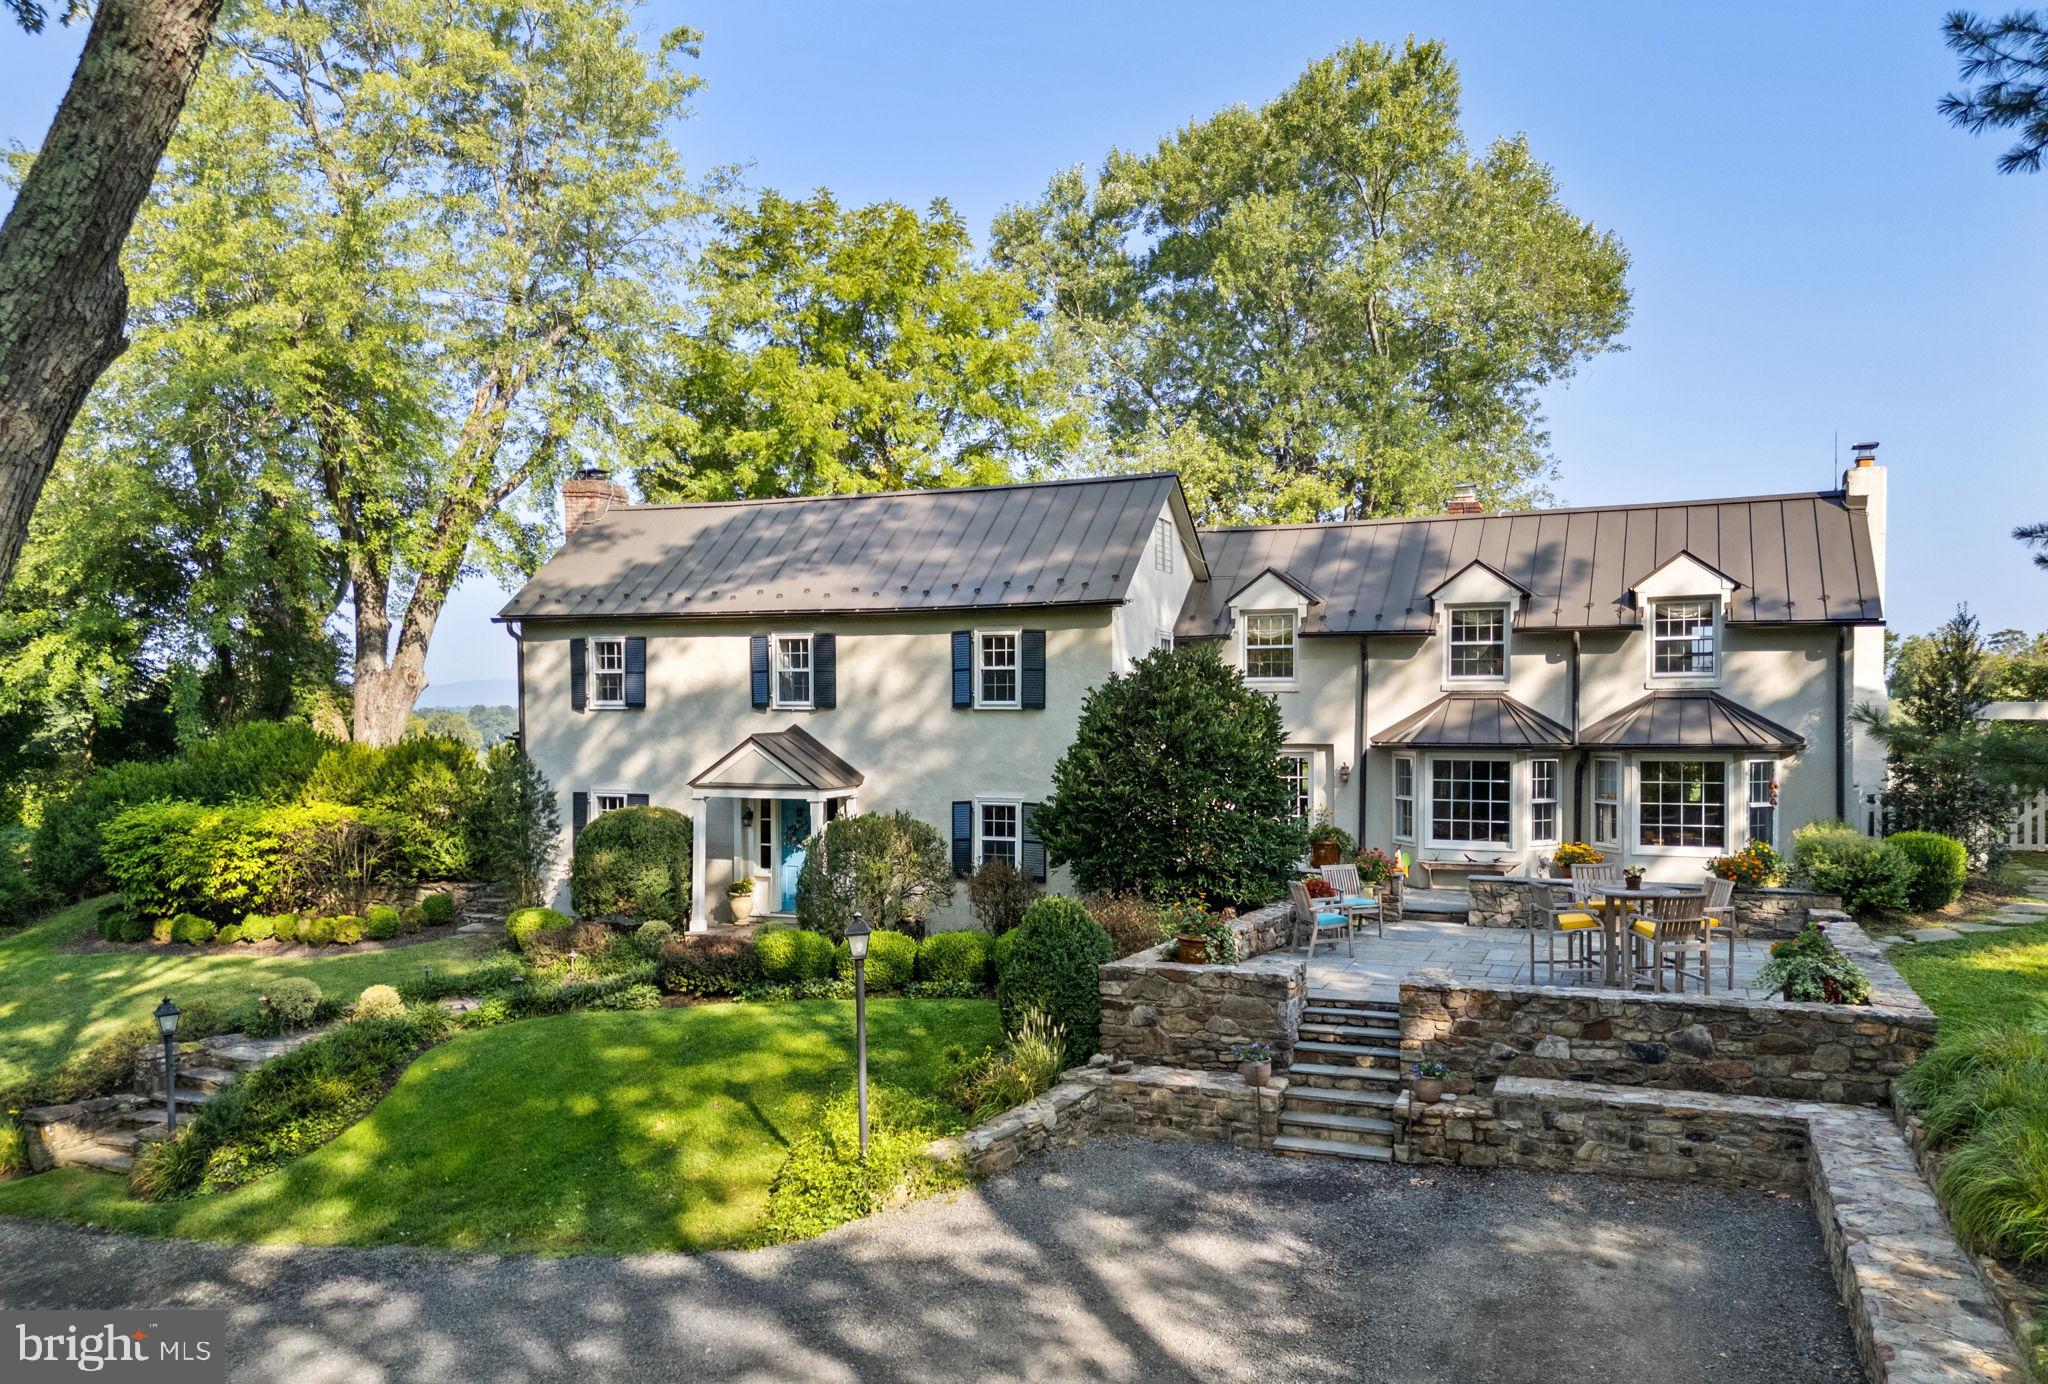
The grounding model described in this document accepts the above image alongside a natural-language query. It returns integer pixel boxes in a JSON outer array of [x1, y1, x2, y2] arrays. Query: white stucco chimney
[[1446, 482, 1483, 516], [1843, 441, 1886, 601], [1842, 440, 1888, 834], [563, 466, 632, 537]]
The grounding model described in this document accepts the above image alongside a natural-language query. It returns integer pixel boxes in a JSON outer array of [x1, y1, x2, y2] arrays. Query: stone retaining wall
[[1399, 918, 1935, 1107], [1099, 948, 1306, 1071], [1397, 1077, 2021, 1383], [940, 1064, 1281, 1178], [1226, 900, 1293, 961], [1466, 875, 1842, 937]]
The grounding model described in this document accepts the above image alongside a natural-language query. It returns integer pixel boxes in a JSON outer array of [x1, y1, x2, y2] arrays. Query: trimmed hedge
[[994, 897, 1114, 1061], [834, 929, 917, 992], [758, 927, 836, 984], [1888, 831, 1969, 910], [569, 805, 692, 922], [916, 930, 993, 988]]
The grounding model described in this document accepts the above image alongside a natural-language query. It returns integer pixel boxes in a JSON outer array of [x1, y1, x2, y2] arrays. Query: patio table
[[1585, 883, 1693, 987]]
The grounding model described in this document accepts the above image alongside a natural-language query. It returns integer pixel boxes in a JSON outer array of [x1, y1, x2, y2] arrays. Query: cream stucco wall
[[1113, 497, 1197, 671], [520, 607, 1118, 930]]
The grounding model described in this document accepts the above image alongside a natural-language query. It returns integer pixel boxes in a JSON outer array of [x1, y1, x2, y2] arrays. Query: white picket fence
[[2013, 791, 2048, 851]]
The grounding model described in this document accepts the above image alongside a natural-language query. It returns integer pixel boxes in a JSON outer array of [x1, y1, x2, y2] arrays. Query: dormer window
[[1652, 600, 1717, 676], [1244, 613, 1296, 682], [1447, 608, 1507, 680]]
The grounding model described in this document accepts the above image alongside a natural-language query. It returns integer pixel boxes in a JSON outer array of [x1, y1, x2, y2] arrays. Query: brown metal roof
[[690, 726, 865, 792], [1577, 692, 1805, 753], [1176, 490, 1882, 638], [501, 473, 1205, 621], [1374, 693, 1575, 750]]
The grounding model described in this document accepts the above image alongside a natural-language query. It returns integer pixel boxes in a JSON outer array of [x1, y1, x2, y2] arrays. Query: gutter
[[1835, 626, 1849, 821], [1570, 631, 1584, 841], [1356, 636, 1370, 836]]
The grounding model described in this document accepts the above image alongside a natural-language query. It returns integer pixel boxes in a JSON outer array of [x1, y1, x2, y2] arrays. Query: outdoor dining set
[[1288, 864, 1740, 995]]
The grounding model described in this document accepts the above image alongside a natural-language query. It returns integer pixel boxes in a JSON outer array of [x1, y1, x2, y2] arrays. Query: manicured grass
[[0, 999, 999, 1254], [0, 898, 500, 1088], [1893, 920, 2048, 1032]]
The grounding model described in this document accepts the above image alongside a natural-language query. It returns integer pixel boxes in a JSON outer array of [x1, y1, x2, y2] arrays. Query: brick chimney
[[563, 466, 631, 536], [1446, 482, 1483, 516]]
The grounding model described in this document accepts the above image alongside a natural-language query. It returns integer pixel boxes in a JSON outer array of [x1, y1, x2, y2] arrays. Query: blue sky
[[5, 1, 2044, 700]]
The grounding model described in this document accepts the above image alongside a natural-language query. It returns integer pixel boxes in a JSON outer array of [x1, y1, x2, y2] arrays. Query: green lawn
[[0, 898, 501, 1088], [0, 999, 998, 1253], [1893, 921, 2048, 1032]]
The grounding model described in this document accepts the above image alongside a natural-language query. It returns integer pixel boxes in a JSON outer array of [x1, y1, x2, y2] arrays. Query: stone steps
[[1282, 1084, 1399, 1114], [1288, 1061, 1400, 1088], [1273, 1133, 1393, 1162], [65, 1129, 138, 1174], [1294, 1039, 1402, 1067], [1279, 1109, 1396, 1140]]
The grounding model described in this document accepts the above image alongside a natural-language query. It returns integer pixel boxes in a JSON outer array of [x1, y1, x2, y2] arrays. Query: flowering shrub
[[1708, 840, 1784, 888], [1353, 847, 1401, 886], [1303, 876, 1337, 899], [1551, 842, 1604, 867]]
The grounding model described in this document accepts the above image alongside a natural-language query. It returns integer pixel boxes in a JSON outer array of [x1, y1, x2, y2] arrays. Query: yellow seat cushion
[[1703, 916, 1724, 928], [1630, 918, 1659, 939], [1554, 911, 1599, 930]]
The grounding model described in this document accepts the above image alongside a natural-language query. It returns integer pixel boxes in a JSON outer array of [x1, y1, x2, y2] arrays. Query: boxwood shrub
[[418, 892, 457, 926], [995, 897, 1114, 1061], [239, 913, 278, 943], [569, 805, 692, 922], [365, 905, 401, 941], [305, 916, 336, 947], [331, 915, 366, 945], [1792, 821, 1917, 916], [1887, 831, 1969, 910], [758, 927, 836, 984], [834, 929, 917, 992], [915, 930, 992, 988], [169, 913, 215, 946], [506, 906, 570, 954]]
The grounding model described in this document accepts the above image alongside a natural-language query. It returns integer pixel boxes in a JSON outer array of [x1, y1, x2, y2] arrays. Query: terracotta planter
[[1174, 933, 1212, 964], [1412, 1077, 1444, 1105], [1309, 840, 1341, 868], [1238, 1060, 1273, 1088], [728, 891, 754, 921]]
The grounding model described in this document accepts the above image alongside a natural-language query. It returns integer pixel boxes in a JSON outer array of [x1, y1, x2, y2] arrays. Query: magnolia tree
[[1033, 644, 1309, 909]]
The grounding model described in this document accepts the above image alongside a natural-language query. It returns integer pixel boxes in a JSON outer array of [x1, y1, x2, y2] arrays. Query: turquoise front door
[[778, 799, 812, 912]]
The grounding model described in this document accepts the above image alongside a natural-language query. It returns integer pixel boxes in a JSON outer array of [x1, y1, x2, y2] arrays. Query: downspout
[[1569, 631, 1585, 841], [1356, 636, 1371, 837], [505, 620, 525, 748], [1835, 626, 1849, 822]]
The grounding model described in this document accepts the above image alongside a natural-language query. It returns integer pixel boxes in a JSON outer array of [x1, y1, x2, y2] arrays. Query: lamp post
[[153, 997, 182, 1133], [845, 911, 871, 1161]]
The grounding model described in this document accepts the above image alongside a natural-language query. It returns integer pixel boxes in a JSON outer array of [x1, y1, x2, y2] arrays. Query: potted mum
[[1236, 1041, 1274, 1087], [1549, 841, 1603, 879], [1412, 1061, 1449, 1105], [1707, 840, 1784, 889], [726, 877, 755, 921]]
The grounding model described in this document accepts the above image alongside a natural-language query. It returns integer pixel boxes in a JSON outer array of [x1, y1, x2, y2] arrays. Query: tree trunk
[[0, 0, 222, 594]]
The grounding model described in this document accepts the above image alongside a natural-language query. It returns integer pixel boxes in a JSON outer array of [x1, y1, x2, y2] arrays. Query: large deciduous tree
[[636, 189, 1074, 501], [0, 0, 222, 597], [109, 0, 708, 745], [1943, 9, 2048, 173], [992, 38, 1631, 525]]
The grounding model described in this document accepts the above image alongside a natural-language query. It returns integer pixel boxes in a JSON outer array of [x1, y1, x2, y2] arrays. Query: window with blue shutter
[[627, 792, 649, 807], [569, 639, 587, 711], [624, 636, 646, 709], [1020, 629, 1046, 709], [750, 635, 770, 709], [951, 631, 972, 708], [1020, 803, 1046, 882], [951, 801, 973, 877], [814, 633, 836, 709]]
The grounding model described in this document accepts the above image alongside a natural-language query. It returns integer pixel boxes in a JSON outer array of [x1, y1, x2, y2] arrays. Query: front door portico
[[686, 726, 864, 932]]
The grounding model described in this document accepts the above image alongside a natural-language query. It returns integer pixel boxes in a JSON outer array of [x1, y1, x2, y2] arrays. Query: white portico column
[[689, 793, 710, 933]]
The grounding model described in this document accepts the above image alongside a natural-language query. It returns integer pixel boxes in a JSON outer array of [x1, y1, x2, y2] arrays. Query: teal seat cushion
[[1314, 911, 1346, 926], [1340, 895, 1370, 907]]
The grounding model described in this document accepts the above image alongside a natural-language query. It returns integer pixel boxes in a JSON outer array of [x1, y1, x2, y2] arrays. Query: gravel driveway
[[0, 1139, 1862, 1382]]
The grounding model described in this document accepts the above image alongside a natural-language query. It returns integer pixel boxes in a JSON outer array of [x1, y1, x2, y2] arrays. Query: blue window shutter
[[569, 639, 587, 711], [1021, 629, 1046, 709], [952, 631, 972, 708], [814, 633, 836, 709], [951, 801, 973, 877], [750, 634, 770, 709], [1021, 802, 1046, 883], [626, 792, 649, 807], [571, 791, 589, 839], [624, 637, 646, 709]]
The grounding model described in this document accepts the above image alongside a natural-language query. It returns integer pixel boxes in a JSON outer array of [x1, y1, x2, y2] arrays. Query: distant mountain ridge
[[417, 678, 517, 709]]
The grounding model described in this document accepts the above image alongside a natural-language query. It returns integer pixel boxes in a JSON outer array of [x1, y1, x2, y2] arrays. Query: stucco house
[[499, 446, 1889, 931]]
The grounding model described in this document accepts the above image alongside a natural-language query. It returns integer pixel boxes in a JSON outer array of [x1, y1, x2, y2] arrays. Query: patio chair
[[1318, 863, 1383, 939], [1699, 876, 1739, 988], [1628, 892, 1712, 994], [1289, 879, 1356, 960], [1524, 880, 1603, 984], [1568, 862, 1622, 903]]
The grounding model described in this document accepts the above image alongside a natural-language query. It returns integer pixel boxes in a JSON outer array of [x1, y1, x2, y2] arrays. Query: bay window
[[1593, 757, 1620, 847], [1393, 756, 1416, 841], [1746, 760, 1778, 847], [1638, 759, 1727, 850], [1530, 758, 1559, 844], [1430, 758, 1511, 845]]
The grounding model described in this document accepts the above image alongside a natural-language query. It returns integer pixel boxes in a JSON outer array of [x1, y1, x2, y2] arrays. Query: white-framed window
[[1244, 612, 1296, 682], [1156, 627, 1175, 654], [1447, 607, 1507, 681], [773, 633, 813, 709], [1638, 759, 1727, 851], [592, 638, 626, 708], [1430, 758, 1511, 845], [593, 789, 630, 816], [1393, 755, 1416, 841], [1746, 759, 1778, 847], [1280, 753, 1311, 821], [1651, 599, 1717, 677], [1593, 756, 1621, 847], [750, 797, 774, 872], [976, 631, 1020, 708], [1154, 518, 1174, 573], [1530, 758, 1559, 844], [977, 799, 1020, 867]]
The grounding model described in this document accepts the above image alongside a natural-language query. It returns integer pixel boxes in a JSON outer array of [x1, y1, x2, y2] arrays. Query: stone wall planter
[[1098, 947, 1307, 1072]]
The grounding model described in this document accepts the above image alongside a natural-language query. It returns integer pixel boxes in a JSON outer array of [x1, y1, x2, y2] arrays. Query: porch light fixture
[[153, 997, 182, 1133], [845, 912, 871, 1161], [1339, 761, 1352, 784]]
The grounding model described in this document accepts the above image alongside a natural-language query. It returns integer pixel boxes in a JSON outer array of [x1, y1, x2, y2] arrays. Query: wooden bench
[[1416, 856, 1518, 890]]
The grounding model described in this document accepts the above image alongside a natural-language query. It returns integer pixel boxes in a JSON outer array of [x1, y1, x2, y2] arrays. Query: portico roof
[[1577, 691, 1805, 753], [689, 725, 864, 793]]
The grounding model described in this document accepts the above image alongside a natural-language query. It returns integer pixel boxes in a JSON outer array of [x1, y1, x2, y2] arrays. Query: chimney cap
[[576, 464, 611, 480], [1850, 441, 1878, 453]]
